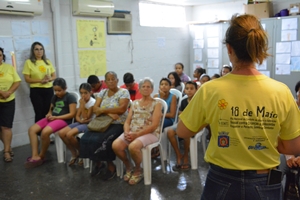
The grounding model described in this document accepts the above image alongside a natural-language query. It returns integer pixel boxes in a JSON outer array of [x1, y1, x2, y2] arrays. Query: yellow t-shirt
[[0, 63, 21, 102], [22, 59, 55, 88], [180, 73, 300, 170]]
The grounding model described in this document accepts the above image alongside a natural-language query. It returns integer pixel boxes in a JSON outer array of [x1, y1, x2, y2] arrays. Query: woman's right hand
[[287, 157, 297, 168]]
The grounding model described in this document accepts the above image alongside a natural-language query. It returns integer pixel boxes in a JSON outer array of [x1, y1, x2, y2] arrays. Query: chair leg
[[83, 158, 90, 169], [190, 137, 198, 170], [201, 132, 207, 154], [161, 130, 168, 161], [142, 147, 152, 185], [54, 133, 65, 163], [159, 145, 166, 173], [89, 160, 93, 173], [115, 157, 122, 177]]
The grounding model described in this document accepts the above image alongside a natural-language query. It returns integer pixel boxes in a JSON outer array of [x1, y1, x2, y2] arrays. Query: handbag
[[284, 168, 300, 200], [87, 114, 113, 132], [87, 89, 113, 132]]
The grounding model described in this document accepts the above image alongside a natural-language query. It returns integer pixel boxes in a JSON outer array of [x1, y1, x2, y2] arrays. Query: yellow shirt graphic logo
[[39, 65, 46, 73], [218, 99, 228, 110], [0, 72, 4, 77]]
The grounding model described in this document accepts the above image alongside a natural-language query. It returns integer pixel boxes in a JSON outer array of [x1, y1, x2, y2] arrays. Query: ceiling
[[143, 0, 243, 6]]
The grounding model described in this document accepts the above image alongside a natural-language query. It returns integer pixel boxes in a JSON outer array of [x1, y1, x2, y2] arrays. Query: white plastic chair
[[161, 89, 182, 162], [189, 128, 208, 170], [180, 82, 185, 94], [55, 91, 80, 163], [117, 98, 168, 185]]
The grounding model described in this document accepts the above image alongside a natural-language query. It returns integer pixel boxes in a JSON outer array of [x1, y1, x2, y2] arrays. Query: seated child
[[87, 75, 107, 94], [154, 78, 177, 129], [200, 74, 211, 85], [168, 72, 182, 92], [220, 65, 232, 76], [175, 63, 191, 82], [167, 81, 197, 171], [25, 78, 77, 168], [58, 83, 95, 166], [211, 73, 221, 79], [193, 67, 206, 83]]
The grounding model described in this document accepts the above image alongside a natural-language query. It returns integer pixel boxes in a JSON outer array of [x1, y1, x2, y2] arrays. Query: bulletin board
[[191, 15, 300, 94]]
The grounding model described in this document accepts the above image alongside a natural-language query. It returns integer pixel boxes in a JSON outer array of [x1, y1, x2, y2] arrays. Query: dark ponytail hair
[[79, 83, 92, 92]]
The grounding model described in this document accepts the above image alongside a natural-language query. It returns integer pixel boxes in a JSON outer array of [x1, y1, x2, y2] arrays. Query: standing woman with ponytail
[[0, 47, 21, 162], [22, 42, 56, 123], [178, 14, 300, 200]]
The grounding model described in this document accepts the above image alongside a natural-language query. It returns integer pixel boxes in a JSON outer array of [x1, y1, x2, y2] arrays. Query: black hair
[[168, 71, 182, 87], [160, 77, 171, 86], [185, 81, 197, 89], [87, 75, 99, 85], [79, 83, 92, 92], [30, 41, 49, 65], [212, 74, 221, 79], [295, 81, 300, 94], [0, 47, 6, 62], [175, 62, 184, 69], [195, 68, 206, 75], [220, 65, 232, 76], [201, 74, 211, 81], [123, 72, 134, 84], [53, 78, 67, 89]]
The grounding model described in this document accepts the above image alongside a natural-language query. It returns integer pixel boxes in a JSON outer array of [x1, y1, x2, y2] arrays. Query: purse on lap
[[87, 89, 114, 132], [87, 114, 113, 132]]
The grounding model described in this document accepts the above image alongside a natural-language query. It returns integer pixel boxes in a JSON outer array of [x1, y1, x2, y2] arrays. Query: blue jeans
[[201, 164, 282, 200]]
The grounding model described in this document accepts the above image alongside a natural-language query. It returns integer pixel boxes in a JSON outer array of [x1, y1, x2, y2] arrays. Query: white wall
[[192, 0, 300, 23], [0, 0, 191, 149]]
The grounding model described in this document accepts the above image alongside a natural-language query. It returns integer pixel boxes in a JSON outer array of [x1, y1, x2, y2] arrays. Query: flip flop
[[128, 172, 143, 185], [172, 164, 182, 171], [181, 164, 191, 171], [24, 157, 44, 168]]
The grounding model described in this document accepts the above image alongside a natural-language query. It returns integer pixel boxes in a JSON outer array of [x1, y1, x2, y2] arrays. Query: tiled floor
[[0, 141, 209, 200]]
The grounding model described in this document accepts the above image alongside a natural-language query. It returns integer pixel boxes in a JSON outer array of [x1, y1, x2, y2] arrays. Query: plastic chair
[[55, 91, 80, 163], [161, 89, 182, 162], [189, 128, 208, 170], [117, 98, 167, 185], [180, 82, 185, 94]]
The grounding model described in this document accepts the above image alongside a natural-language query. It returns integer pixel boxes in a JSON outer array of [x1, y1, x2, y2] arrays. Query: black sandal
[[3, 151, 13, 163]]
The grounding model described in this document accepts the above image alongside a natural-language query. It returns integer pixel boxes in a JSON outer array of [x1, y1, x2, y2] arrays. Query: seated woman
[[80, 71, 130, 181], [112, 77, 162, 185]]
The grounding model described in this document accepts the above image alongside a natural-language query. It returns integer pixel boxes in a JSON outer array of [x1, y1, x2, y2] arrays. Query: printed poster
[[78, 50, 107, 78]]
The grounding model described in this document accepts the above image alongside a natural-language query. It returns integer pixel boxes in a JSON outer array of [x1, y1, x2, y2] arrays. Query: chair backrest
[[180, 82, 185, 93], [170, 88, 182, 123], [69, 91, 80, 108], [154, 98, 168, 142]]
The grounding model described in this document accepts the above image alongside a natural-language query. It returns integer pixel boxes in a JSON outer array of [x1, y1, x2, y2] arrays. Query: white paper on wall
[[206, 25, 219, 37], [256, 60, 267, 70], [207, 48, 219, 58], [207, 37, 219, 48], [157, 37, 165, 47], [291, 57, 300, 71], [11, 21, 31, 36], [193, 63, 204, 70], [282, 18, 298, 30], [194, 26, 204, 39], [276, 42, 291, 53], [291, 41, 300, 56], [13, 36, 32, 52], [193, 39, 204, 48], [276, 54, 291, 64], [207, 68, 220, 77], [32, 21, 49, 35], [33, 36, 50, 48], [261, 23, 266, 30], [207, 59, 219, 68], [281, 30, 297, 41], [194, 49, 202, 62], [275, 64, 291, 75], [259, 70, 270, 77], [0, 37, 14, 52]]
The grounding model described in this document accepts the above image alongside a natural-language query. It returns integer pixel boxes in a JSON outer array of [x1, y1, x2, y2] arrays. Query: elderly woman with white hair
[[112, 77, 162, 185]]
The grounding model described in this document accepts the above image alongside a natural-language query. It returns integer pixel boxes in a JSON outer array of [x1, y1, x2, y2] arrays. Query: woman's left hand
[[127, 132, 139, 142], [0, 91, 12, 99], [48, 116, 57, 121]]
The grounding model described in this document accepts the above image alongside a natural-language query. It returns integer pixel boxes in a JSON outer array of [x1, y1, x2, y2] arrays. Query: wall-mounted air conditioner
[[107, 12, 132, 35], [72, 0, 114, 17], [0, 0, 43, 16]]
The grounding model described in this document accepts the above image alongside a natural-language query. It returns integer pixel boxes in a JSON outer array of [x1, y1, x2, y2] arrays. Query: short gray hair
[[105, 71, 118, 80], [139, 77, 154, 90]]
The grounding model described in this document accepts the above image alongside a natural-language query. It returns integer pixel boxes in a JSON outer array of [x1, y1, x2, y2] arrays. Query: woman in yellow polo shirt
[[22, 42, 56, 123], [178, 14, 300, 200], [0, 47, 21, 162]]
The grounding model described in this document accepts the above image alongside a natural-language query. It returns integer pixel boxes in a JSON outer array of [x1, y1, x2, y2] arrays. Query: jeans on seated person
[[201, 164, 282, 200]]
